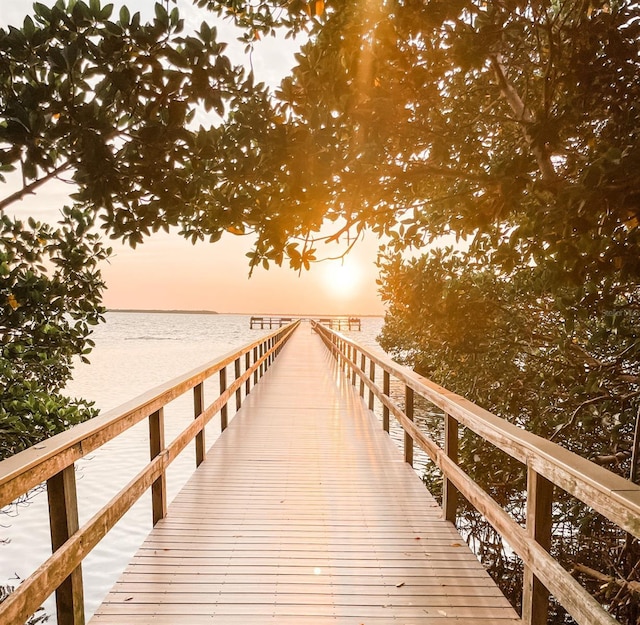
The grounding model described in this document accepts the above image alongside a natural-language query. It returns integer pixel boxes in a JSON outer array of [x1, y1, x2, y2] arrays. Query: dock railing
[[0, 320, 300, 625], [312, 320, 640, 625]]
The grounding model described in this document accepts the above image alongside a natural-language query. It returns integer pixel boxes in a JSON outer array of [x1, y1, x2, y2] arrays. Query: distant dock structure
[[318, 316, 361, 331], [249, 316, 294, 329], [250, 315, 361, 330]]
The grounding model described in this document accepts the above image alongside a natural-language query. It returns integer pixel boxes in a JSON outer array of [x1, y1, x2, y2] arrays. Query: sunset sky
[[1, 0, 386, 316]]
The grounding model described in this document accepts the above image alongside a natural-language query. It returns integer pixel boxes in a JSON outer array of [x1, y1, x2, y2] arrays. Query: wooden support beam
[[47, 465, 85, 625], [253, 347, 258, 384], [522, 467, 553, 625], [351, 348, 358, 386], [148, 408, 166, 526], [259, 344, 264, 377], [443, 413, 459, 523], [235, 358, 242, 410], [359, 353, 366, 397], [193, 383, 205, 466], [368, 361, 375, 410], [220, 368, 228, 431], [405, 386, 414, 467], [383, 371, 390, 433]]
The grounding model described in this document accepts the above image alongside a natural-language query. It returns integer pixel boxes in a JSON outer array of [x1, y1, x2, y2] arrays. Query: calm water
[[0, 313, 386, 621]]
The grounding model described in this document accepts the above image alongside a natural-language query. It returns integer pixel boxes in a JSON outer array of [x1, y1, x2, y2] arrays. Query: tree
[[378, 249, 639, 622], [0, 0, 302, 457], [0, 208, 108, 459]]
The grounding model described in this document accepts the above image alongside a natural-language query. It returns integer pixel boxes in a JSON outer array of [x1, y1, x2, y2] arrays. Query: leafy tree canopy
[[0, 0, 310, 458]]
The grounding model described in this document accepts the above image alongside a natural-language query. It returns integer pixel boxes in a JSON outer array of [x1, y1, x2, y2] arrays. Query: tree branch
[[489, 54, 558, 184], [550, 394, 612, 441], [0, 161, 73, 212], [572, 562, 640, 595]]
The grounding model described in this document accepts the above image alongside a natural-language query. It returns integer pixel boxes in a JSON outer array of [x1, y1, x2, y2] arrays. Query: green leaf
[[119, 4, 130, 25]]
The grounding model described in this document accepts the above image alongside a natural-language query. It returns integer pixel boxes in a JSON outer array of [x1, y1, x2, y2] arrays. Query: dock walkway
[[90, 323, 519, 624]]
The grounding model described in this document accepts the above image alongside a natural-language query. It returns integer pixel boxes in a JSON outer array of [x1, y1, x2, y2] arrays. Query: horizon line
[[108, 308, 384, 318]]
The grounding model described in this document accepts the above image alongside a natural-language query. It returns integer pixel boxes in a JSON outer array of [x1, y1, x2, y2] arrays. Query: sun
[[322, 260, 362, 298]]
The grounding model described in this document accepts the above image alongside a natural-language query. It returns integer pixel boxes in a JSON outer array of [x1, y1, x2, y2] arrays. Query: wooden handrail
[[312, 320, 640, 625], [0, 321, 300, 625]]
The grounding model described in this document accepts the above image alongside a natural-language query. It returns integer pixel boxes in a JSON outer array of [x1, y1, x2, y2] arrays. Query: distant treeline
[[110, 309, 218, 315]]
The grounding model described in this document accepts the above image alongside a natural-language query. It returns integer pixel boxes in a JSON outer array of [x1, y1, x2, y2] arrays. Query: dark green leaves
[[0, 209, 108, 459]]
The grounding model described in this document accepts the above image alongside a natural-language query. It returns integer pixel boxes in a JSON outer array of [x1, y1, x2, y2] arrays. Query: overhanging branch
[[0, 161, 73, 212]]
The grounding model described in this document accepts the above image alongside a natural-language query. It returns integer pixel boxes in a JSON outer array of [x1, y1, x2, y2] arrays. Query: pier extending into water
[[249, 316, 362, 330], [0, 321, 638, 625]]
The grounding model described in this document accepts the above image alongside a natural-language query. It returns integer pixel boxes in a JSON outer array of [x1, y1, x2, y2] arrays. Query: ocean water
[[0, 312, 386, 622]]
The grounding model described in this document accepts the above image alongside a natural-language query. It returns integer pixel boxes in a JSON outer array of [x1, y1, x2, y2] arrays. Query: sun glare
[[322, 261, 362, 298]]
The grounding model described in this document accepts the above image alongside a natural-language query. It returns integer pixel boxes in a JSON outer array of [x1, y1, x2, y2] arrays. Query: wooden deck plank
[[90, 322, 520, 624]]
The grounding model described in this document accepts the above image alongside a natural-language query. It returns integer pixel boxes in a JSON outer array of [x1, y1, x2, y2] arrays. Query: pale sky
[[1, 0, 386, 316]]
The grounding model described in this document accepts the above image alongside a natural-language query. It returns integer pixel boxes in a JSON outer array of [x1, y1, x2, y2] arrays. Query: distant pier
[[249, 316, 294, 329], [317, 316, 361, 331], [250, 316, 361, 330]]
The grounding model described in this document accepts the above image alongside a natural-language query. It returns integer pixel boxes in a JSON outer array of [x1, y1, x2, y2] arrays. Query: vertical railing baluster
[[522, 467, 553, 625], [194, 383, 205, 466], [383, 370, 390, 432], [368, 361, 375, 410], [404, 386, 414, 466], [220, 367, 228, 431], [359, 353, 366, 397], [149, 408, 167, 525], [443, 413, 458, 523], [245, 352, 251, 395], [235, 358, 242, 410], [47, 465, 85, 625]]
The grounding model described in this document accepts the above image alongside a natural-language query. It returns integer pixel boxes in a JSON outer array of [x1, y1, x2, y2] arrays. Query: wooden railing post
[[47, 465, 85, 625], [245, 352, 251, 394], [194, 383, 205, 466], [522, 467, 553, 625], [351, 348, 358, 386], [343, 343, 348, 371], [220, 367, 228, 431], [368, 361, 375, 410], [235, 358, 242, 410], [443, 413, 458, 523], [383, 370, 390, 432], [149, 408, 167, 525], [405, 386, 414, 466], [359, 353, 366, 397], [253, 346, 258, 384], [259, 343, 264, 377]]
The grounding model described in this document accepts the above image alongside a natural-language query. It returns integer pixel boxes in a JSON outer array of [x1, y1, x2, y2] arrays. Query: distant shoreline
[[108, 309, 383, 318], [109, 309, 219, 315]]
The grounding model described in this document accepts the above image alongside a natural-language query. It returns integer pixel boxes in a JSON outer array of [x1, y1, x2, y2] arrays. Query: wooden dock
[[318, 316, 361, 331], [90, 323, 518, 624], [249, 316, 362, 330], [249, 316, 294, 329]]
